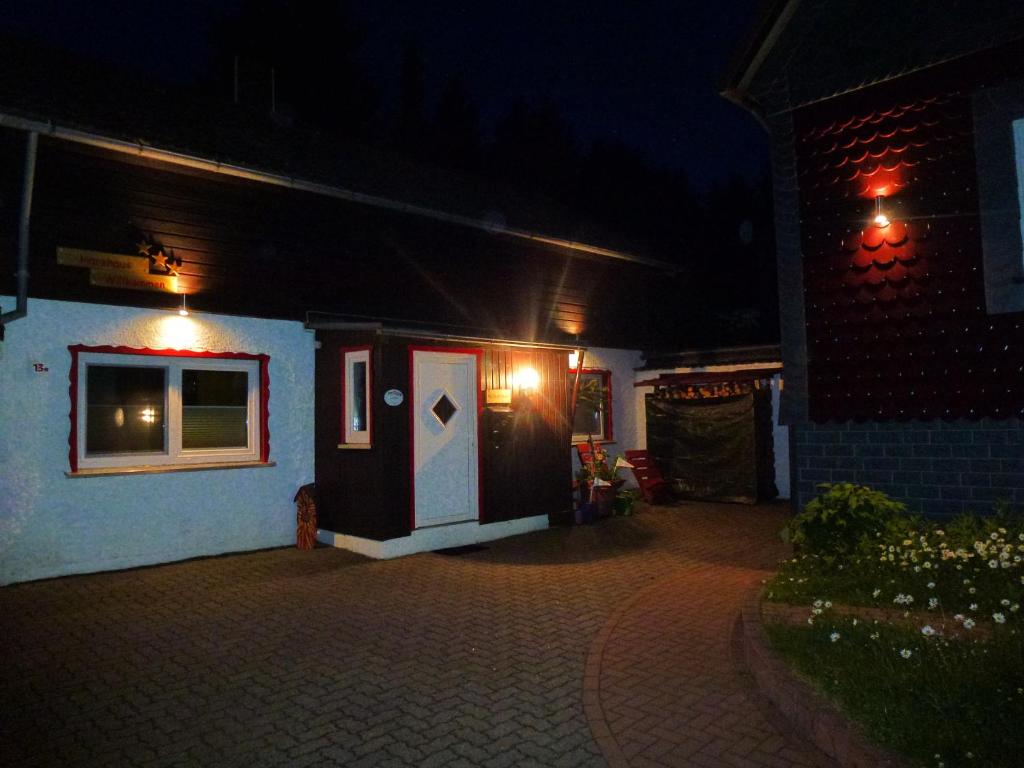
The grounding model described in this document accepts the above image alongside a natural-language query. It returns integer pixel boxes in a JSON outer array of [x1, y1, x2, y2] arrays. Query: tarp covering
[[645, 390, 778, 504]]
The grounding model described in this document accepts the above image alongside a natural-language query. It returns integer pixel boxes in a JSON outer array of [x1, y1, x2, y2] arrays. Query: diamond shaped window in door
[[431, 391, 459, 427]]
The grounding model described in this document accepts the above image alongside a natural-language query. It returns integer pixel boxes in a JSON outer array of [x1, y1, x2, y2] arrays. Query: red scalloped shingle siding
[[796, 91, 1024, 422]]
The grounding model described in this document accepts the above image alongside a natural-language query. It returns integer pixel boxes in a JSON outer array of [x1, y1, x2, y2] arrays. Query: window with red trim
[[69, 347, 269, 472], [340, 347, 372, 447], [569, 369, 613, 443]]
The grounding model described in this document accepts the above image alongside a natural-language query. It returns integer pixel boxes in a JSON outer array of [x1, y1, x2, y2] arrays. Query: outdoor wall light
[[568, 350, 580, 370], [515, 366, 541, 391], [873, 195, 890, 228]]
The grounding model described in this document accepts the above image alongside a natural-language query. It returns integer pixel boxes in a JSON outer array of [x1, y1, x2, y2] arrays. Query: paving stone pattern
[[1, 502, 832, 767]]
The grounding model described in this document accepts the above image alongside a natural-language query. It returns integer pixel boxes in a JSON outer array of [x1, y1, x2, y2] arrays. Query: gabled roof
[[722, 0, 1024, 119]]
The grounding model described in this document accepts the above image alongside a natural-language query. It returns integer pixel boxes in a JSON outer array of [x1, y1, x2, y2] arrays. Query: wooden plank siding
[[315, 331, 571, 541], [0, 129, 672, 348]]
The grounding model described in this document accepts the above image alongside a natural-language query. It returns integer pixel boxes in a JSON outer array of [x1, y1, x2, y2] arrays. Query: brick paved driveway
[[1, 502, 831, 767]]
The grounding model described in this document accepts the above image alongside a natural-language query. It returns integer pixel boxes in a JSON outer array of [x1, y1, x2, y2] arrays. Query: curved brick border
[[582, 581, 649, 768], [740, 593, 909, 768]]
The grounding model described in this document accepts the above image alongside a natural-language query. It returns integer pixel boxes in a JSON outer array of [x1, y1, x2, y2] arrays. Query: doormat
[[433, 544, 489, 556]]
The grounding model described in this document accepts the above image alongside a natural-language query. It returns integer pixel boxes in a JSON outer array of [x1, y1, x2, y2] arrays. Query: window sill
[[66, 461, 276, 479], [337, 443, 372, 450]]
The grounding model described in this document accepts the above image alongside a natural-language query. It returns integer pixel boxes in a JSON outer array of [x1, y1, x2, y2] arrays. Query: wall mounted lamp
[[873, 195, 890, 228]]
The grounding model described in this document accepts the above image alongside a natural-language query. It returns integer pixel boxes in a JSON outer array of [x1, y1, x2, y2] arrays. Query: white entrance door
[[412, 350, 479, 528]]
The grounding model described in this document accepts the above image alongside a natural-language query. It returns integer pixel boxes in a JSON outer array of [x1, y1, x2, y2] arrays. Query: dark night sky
[[1, 0, 768, 189]]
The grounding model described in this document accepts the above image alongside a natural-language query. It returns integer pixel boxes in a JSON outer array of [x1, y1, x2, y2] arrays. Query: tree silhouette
[[205, 0, 377, 136]]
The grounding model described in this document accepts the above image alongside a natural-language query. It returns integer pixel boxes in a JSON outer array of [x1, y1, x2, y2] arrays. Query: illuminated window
[[71, 349, 265, 472], [341, 347, 372, 446], [569, 369, 613, 443]]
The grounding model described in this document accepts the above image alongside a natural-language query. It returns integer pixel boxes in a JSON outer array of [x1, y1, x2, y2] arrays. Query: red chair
[[624, 450, 672, 504]]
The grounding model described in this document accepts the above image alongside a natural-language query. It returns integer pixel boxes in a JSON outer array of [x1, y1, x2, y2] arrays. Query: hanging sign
[[57, 247, 150, 275], [384, 389, 404, 406], [90, 270, 179, 293]]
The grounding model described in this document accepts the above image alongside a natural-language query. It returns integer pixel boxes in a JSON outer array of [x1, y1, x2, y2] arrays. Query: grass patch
[[767, 618, 1023, 767], [765, 487, 1024, 767]]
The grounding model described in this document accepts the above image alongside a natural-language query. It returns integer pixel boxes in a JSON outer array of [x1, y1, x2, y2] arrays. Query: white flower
[[813, 599, 823, 608], [969, 603, 978, 611], [921, 625, 937, 636], [852, 618, 858, 626], [1012, 604, 1020, 613], [928, 597, 939, 609], [893, 593, 914, 605], [953, 614, 965, 622], [969, 587, 977, 594], [994, 612, 1007, 624], [989, 560, 999, 569], [963, 618, 976, 630], [830, 632, 841, 642], [824, 601, 832, 608], [927, 582, 936, 589], [870, 632, 880, 640], [900, 648, 913, 659], [923, 561, 932, 569], [807, 617, 815, 625], [1001, 599, 1011, 606], [872, 588, 882, 598]]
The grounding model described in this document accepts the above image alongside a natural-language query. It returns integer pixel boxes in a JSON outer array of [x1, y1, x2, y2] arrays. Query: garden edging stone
[[741, 591, 910, 768]]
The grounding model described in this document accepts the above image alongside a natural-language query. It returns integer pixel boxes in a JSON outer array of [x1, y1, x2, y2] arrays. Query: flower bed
[[763, 485, 1024, 768]]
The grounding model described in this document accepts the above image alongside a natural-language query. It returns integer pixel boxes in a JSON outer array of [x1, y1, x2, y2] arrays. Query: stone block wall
[[791, 420, 1024, 517]]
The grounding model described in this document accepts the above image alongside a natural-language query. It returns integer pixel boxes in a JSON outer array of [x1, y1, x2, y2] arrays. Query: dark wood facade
[[315, 331, 572, 540], [0, 129, 675, 349]]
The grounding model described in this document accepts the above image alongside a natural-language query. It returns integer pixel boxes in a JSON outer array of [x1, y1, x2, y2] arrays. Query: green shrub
[[784, 483, 906, 558]]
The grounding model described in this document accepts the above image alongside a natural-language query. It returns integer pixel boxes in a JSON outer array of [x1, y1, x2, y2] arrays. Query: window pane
[[571, 373, 606, 438], [86, 365, 166, 454], [350, 361, 367, 433], [182, 369, 249, 449]]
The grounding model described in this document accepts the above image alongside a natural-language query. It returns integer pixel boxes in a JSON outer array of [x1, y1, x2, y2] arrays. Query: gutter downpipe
[[0, 131, 38, 332]]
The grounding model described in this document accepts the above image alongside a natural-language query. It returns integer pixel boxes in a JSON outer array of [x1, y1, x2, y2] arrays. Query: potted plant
[[576, 439, 633, 519]]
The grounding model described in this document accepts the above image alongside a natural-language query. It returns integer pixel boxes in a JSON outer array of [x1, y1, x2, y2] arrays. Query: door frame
[[408, 346, 485, 530]]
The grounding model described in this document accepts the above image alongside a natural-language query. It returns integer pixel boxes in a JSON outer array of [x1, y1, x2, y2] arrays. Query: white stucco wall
[[0, 297, 314, 584], [570, 346, 644, 487]]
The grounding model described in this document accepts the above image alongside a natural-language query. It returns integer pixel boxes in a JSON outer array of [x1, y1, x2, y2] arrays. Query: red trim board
[[67, 344, 271, 470]]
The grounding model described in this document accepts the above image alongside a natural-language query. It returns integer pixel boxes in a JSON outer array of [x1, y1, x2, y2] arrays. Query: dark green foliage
[[784, 483, 907, 557]]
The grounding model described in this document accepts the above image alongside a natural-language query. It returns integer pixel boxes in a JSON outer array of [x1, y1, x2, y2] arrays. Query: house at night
[[0, 44, 707, 584], [723, 0, 1024, 515]]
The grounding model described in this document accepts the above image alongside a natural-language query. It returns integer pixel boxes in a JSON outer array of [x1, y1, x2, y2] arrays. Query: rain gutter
[[0, 113, 679, 274]]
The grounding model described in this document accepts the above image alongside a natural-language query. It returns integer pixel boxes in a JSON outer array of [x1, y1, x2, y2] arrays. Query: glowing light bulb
[[178, 294, 189, 316], [873, 195, 890, 228], [516, 367, 540, 391]]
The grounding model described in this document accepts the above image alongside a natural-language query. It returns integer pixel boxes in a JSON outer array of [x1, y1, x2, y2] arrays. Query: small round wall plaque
[[384, 389, 404, 406]]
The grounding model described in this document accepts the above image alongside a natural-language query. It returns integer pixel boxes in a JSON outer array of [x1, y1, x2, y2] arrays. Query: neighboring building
[[722, 0, 1024, 515], [0, 51, 676, 583]]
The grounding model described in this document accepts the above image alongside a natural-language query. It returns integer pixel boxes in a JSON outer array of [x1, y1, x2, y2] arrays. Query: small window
[[569, 369, 613, 443], [341, 347, 372, 446], [71, 349, 266, 472]]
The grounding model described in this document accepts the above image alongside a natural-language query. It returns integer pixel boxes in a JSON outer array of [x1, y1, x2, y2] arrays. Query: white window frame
[[342, 348, 372, 446], [76, 352, 261, 470], [1013, 117, 1024, 261]]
